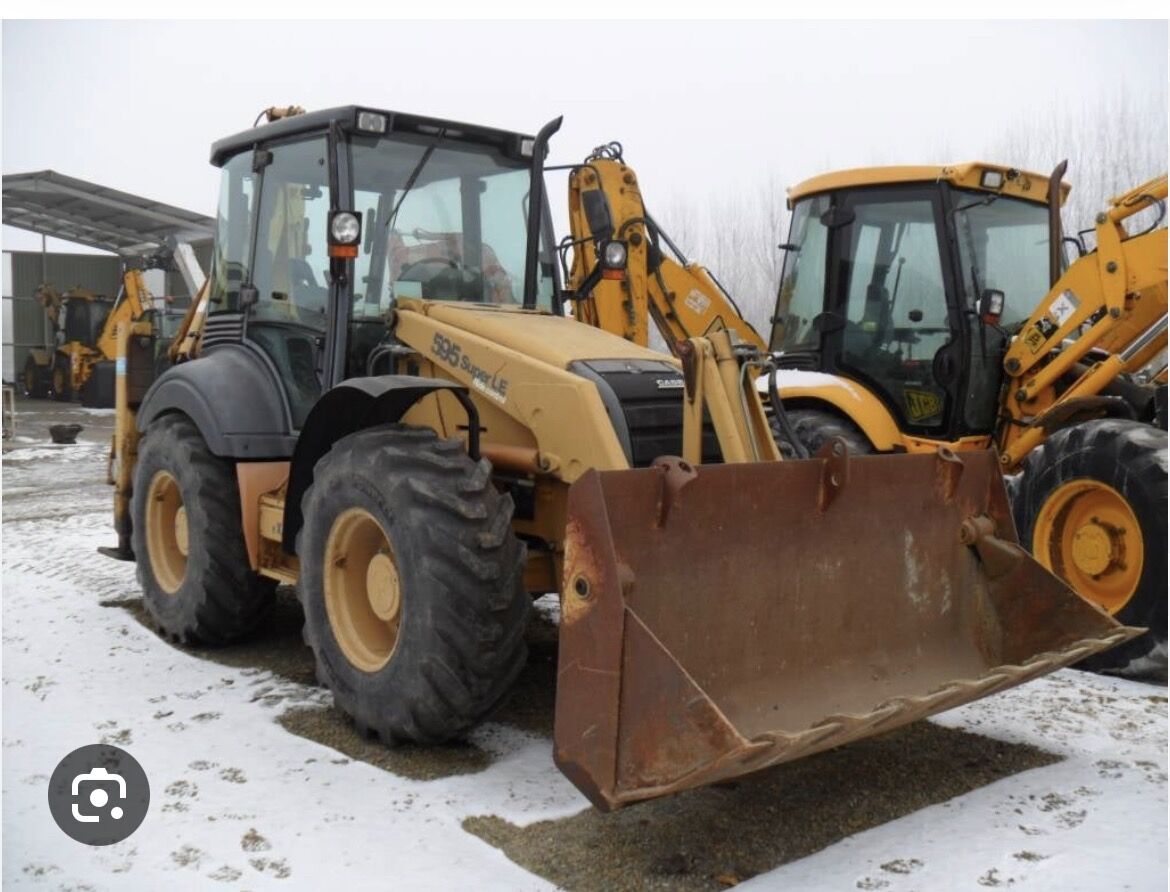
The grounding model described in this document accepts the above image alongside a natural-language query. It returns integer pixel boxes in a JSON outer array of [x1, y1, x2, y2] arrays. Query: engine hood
[[414, 301, 676, 370]]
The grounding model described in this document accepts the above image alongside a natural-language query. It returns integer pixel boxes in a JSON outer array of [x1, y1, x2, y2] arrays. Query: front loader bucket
[[554, 448, 1140, 810]]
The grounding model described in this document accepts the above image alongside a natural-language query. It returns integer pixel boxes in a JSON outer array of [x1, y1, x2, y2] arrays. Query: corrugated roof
[[2, 170, 214, 257]]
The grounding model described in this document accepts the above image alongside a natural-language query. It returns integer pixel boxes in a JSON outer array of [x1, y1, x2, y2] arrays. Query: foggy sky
[[2, 19, 1166, 255]]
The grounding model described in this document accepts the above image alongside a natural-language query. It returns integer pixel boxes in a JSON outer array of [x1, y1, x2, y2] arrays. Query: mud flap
[[554, 448, 1141, 810]]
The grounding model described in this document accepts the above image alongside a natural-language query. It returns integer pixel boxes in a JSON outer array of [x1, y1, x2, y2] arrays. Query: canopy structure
[[2, 170, 214, 258]]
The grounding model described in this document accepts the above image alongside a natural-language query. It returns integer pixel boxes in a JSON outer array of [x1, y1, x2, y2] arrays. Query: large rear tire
[[132, 414, 275, 644], [22, 355, 50, 398], [1012, 419, 1167, 678], [771, 406, 874, 457], [296, 424, 528, 744]]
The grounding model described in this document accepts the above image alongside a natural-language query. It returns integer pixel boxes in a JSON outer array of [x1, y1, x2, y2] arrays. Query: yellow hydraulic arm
[[565, 145, 767, 354], [95, 268, 153, 360], [998, 173, 1168, 469]]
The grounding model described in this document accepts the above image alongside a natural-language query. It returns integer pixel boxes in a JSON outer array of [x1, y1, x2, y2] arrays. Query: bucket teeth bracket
[[651, 456, 698, 528], [816, 437, 850, 511], [934, 446, 965, 503], [960, 514, 1026, 580]]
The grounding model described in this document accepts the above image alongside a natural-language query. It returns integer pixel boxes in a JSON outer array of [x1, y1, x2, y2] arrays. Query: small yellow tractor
[[103, 106, 1134, 810]]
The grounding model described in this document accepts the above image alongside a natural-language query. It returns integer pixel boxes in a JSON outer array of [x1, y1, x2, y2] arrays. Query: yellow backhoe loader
[[563, 147, 1166, 677], [103, 106, 1135, 810], [24, 267, 157, 407]]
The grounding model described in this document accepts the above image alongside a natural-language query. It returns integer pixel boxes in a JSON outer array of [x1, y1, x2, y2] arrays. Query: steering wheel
[[399, 257, 461, 280]]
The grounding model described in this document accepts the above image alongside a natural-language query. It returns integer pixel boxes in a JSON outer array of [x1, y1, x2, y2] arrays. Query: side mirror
[[582, 189, 615, 241], [979, 289, 1005, 323]]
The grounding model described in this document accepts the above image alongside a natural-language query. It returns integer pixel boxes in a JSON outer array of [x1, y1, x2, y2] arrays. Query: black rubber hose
[[767, 363, 809, 459]]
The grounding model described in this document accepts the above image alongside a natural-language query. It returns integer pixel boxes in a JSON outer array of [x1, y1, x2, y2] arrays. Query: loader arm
[[999, 173, 1168, 469], [566, 152, 767, 353], [35, 283, 64, 330], [97, 268, 154, 361]]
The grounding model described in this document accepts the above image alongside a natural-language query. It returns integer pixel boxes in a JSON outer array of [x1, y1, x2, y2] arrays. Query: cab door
[[824, 186, 962, 437], [244, 136, 334, 429]]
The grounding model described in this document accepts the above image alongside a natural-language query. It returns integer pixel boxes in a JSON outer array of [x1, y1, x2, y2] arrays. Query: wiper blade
[[386, 135, 443, 232], [952, 192, 1000, 215]]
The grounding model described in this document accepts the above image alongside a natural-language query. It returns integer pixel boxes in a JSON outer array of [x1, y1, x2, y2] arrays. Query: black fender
[[137, 344, 297, 459], [282, 375, 480, 553]]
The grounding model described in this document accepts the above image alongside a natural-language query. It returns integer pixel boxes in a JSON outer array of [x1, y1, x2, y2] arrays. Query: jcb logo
[[1023, 326, 1047, 355], [904, 389, 943, 422]]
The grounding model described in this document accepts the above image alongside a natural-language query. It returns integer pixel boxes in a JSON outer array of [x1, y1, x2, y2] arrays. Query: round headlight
[[330, 211, 361, 245], [602, 240, 628, 268]]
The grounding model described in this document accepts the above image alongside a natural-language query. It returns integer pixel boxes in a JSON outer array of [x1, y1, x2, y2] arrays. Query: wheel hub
[[174, 506, 189, 557], [144, 470, 187, 595], [366, 552, 401, 622], [323, 508, 403, 672], [1070, 517, 1122, 578], [1033, 479, 1143, 615]]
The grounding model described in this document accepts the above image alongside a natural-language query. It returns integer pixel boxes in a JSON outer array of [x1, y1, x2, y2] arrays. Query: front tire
[[51, 356, 74, 401], [771, 406, 874, 457], [22, 356, 49, 398], [296, 424, 529, 744], [1012, 419, 1167, 678], [132, 414, 275, 644]]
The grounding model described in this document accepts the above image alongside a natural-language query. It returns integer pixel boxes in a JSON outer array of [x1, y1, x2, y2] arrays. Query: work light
[[329, 212, 361, 245], [356, 111, 388, 134], [602, 240, 627, 269], [328, 210, 362, 258]]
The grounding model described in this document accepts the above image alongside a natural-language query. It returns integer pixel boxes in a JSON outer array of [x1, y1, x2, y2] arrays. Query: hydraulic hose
[[767, 363, 809, 459]]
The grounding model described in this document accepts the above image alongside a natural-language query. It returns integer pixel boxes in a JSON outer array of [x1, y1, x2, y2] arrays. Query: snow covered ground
[[2, 401, 1166, 891]]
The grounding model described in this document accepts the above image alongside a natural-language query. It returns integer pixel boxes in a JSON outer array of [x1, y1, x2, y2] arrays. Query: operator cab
[[61, 291, 113, 347], [205, 106, 559, 430], [770, 162, 1061, 439]]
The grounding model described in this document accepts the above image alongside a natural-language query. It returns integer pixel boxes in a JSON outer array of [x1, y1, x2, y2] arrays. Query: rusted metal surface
[[554, 448, 1141, 811]]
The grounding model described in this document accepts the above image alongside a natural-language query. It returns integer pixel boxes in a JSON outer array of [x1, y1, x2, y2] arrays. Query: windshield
[[951, 191, 1050, 329], [350, 135, 555, 318], [770, 194, 831, 353]]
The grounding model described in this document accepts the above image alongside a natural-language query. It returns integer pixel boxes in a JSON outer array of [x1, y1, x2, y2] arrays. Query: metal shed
[[2, 171, 215, 383]]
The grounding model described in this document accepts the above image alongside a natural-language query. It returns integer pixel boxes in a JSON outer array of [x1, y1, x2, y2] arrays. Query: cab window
[[771, 194, 830, 353], [838, 193, 951, 430], [246, 136, 331, 427]]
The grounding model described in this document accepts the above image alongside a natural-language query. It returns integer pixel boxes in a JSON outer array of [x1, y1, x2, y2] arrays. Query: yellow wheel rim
[[53, 365, 67, 395], [1032, 479, 1144, 615], [23, 364, 36, 393], [323, 508, 403, 673], [145, 470, 188, 595]]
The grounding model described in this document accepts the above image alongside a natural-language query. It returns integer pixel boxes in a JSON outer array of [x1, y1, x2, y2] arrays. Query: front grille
[[571, 359, 721, 467], [201, 312, 244, 349]]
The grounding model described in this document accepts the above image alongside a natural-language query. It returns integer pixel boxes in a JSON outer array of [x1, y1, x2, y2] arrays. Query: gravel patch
[[464, 723, 1060, 891]]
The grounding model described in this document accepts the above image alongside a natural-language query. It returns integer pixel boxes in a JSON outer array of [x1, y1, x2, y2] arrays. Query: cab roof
[[210, 105, 535, 167], [787, 162, 1071, 207]]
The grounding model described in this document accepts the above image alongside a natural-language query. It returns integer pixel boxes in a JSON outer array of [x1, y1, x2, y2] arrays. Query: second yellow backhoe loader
[[24, 266, 159, 406], [563, 147, 1166, 678], [102, 106, 1134, 810]]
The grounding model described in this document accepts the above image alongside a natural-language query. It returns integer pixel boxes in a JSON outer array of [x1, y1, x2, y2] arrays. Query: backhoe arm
[[34, 283, 63, 330], [566, 150, 767, 354], [999, 173, 1168, 468]]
